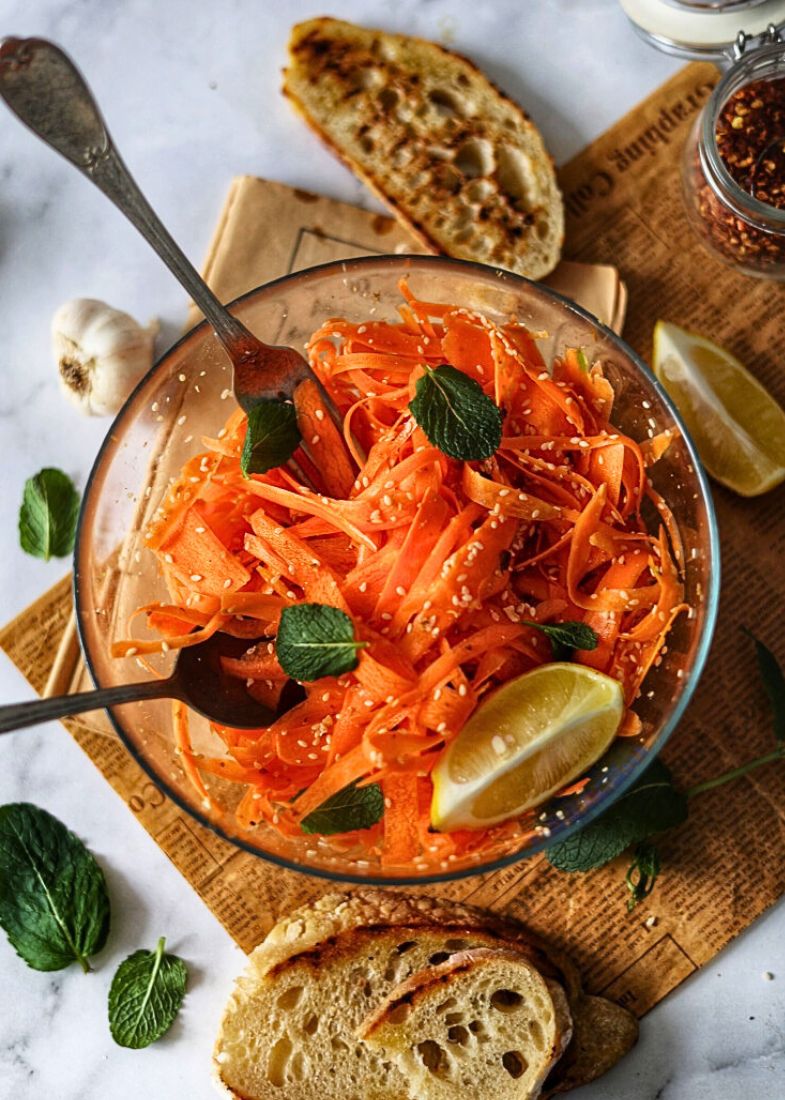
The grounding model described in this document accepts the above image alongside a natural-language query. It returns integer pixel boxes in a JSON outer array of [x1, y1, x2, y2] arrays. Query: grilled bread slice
[[214, 924, 571, 1100], [248, 890, 581, 1000], [542, 993, 639, 1096], [282, 18, 564, 279], [359, 948, 571, 1100]]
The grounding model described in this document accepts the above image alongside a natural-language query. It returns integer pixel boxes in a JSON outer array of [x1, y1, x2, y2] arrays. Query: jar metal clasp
[[732, 21, 784, 59]]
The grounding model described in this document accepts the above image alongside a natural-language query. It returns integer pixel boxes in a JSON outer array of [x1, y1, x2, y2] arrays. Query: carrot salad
[[114, 282, 688, 870]]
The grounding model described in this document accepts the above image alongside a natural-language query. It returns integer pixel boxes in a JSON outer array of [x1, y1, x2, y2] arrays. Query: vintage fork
[[0, 36, 343, 469]]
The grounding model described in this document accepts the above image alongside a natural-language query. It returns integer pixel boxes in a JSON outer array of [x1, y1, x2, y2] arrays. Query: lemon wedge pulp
[[430, 663, 624, 831], [653, 321, 785, 497]]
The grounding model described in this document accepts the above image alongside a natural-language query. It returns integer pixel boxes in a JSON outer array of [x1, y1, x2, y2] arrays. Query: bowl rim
[[74, 252, 721, 886]]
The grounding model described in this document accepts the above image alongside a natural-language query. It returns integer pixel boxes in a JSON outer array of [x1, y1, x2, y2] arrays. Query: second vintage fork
[[0, 35, 343, 461]]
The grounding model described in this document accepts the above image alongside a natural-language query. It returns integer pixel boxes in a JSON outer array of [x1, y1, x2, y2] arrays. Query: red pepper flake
[[716, 77, 785, 209], [688, 76, 785, 272]]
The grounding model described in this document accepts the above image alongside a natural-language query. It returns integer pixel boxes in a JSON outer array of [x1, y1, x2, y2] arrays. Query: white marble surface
[[0, 0, 782, 1096]]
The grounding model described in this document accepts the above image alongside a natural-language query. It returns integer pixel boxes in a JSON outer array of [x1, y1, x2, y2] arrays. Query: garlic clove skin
[[53, 298, 159, 416]]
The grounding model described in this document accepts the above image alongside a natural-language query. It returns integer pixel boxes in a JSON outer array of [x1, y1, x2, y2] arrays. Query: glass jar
[[682, 37, 785, 277], [621, 0, 785, 58]]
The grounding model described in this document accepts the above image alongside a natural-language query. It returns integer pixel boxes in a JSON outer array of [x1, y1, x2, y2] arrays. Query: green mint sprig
[[547, 631, 785, 909], [241, 399, 301, 477], [743, 626, 785, 743], [108, 937, 187, 1049], [276, 603, 367, 681], [301, 781, 384, 836], [625, 840, 660, 911], [409, 364, 502, 461], [0, 803, 110, 973], [525, 620, 599, 660], [547, 758, 687, 875], [19, 467, 80, 560]]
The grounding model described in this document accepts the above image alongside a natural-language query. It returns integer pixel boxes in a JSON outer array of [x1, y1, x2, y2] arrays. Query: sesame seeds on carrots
[[113, 282, 687, 868]]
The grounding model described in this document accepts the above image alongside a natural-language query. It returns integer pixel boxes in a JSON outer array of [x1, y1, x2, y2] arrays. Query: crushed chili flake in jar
[[683, 69, 785, 277], [716, 78, 785, 210]]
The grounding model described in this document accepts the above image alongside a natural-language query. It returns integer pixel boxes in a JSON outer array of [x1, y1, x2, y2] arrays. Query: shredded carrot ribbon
[[114, 284, 687, 868]]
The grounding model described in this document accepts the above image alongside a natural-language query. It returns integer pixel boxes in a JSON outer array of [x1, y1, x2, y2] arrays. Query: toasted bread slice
[[249, 890, 581, 999], [359, 948, 571, 1100], [283, 18, 564, 279], [214, 924, 570, 1100], [542, 993, 638, 1096]]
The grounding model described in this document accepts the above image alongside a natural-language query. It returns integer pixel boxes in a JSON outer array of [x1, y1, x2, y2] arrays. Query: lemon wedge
[[653, 321, 785, 497], [430, 663, 624, 831]]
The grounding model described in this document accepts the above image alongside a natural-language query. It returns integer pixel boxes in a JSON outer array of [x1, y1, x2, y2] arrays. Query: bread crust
[[250, 890, 581, 998], [282, 17, 564, 280], [214, 891, 637, 1099]]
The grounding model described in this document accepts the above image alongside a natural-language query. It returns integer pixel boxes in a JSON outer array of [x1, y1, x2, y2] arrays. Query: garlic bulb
[[53, 298, 159, 416]]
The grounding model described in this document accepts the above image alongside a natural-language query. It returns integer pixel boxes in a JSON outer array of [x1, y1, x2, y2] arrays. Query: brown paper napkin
[[186, 175, 627, 334], [3, 65, 785, 1021]]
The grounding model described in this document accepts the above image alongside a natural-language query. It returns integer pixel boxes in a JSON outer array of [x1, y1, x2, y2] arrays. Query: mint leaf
[[525, 620, 599, 659], [276, 603, 366, 681], [744, 630, 785, 743], [625, 840, 660, 911], [301, 782, 384, 835], [409, 365, 502, 461], [241, 399, 300, 476], [108, 936, 187, 1049], [19, 468, 80, 560], [547, 759, 687, 872], [0, 803, 110, 972]]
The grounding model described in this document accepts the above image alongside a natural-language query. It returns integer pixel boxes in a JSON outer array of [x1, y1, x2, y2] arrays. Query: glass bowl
[[74, 255, 720, 885]]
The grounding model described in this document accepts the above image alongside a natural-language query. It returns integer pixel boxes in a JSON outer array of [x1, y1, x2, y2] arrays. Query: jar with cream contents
[[683, 36, 785, 276]]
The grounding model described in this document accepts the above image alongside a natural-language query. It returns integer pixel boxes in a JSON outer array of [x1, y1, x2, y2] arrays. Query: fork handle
[[0, 36, 260, 359], [0, 678, 174, 735]]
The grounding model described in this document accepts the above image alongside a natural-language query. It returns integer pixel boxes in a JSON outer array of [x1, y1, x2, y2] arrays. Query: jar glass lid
[[620, 0, 785, 57]]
